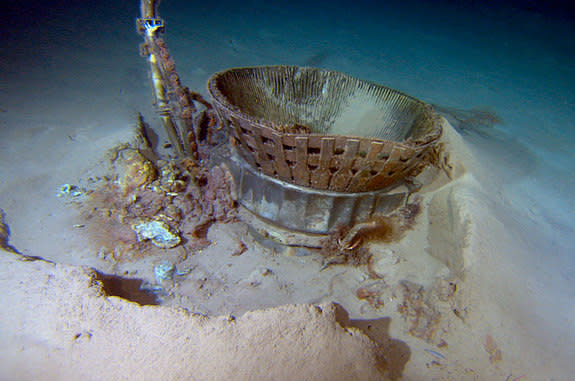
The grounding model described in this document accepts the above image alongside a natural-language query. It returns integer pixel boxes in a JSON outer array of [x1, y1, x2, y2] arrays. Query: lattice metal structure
[[208, 66, 442, 193]]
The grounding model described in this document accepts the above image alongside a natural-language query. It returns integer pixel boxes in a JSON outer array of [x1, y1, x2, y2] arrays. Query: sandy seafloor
[[1, 0, 574, 379]]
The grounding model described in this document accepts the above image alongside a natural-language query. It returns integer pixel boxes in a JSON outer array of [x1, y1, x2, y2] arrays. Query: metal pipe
[[140, 0, 158, 18], [138, 0, 185, 156]]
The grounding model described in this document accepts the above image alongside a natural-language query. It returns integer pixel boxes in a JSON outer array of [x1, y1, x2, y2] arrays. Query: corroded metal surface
[[217, 144, 409, 241], [138, 15, 216, 159], [208, 66, 441, 193]]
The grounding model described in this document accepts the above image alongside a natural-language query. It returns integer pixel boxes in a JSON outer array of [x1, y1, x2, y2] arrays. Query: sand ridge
[[2, 119, 567, 380]]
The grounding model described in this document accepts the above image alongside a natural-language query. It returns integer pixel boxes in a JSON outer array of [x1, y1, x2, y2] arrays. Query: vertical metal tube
[[146, 33, 185, 156], [138, 0, 185, 156]]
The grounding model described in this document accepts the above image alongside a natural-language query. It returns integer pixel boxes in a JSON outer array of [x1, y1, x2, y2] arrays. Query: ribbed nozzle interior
[[209, 66, 434, 142]]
